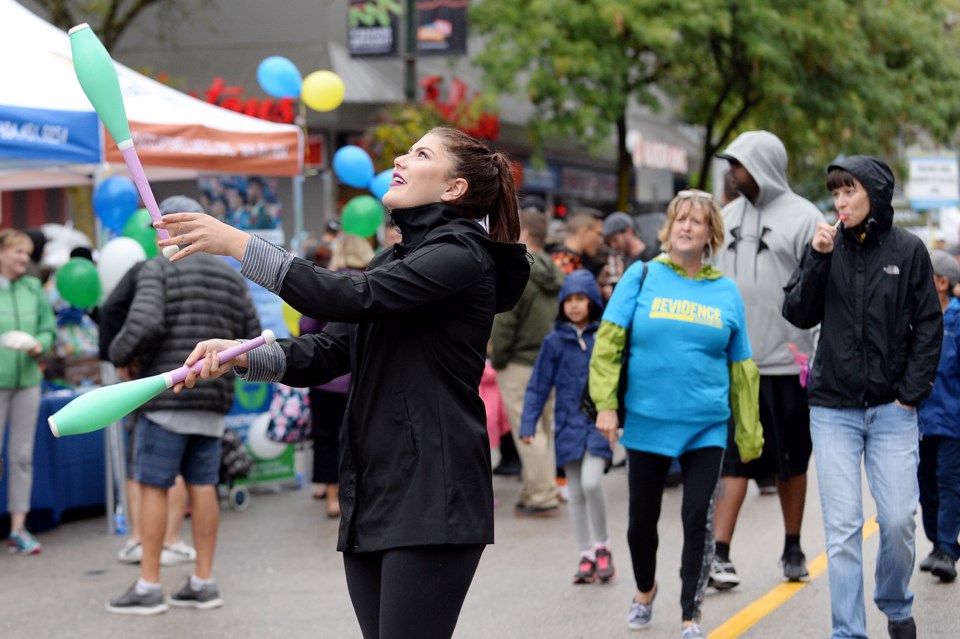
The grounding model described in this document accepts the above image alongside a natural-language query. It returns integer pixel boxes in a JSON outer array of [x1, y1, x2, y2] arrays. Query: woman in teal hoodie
[[0, 229, 56, 555]]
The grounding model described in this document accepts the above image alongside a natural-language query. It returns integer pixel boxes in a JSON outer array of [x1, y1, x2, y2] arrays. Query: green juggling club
[[49, 331, 276, 438]]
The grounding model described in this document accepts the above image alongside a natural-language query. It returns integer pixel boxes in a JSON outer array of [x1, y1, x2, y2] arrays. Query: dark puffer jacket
[[782, 155, 942, 408], [273, 203, 530, 553], [520, 270, 611, 467], [109, 253, 261, 414]]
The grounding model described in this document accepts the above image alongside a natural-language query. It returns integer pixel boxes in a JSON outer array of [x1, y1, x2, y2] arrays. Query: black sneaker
[[106, 582, 168, 616], [596, 547, 616, 583], [514, 502, 559, 518], [781, 547, 809, 582], [573, 557, 597, 584], [166, 578, 224, 610], [930, 550, 957, 583], [918, 549, 937, 572], [887, 617, 916, 639]]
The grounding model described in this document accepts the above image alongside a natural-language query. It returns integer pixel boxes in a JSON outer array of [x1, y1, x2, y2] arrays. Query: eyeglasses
[[675, 189, 714, 199]]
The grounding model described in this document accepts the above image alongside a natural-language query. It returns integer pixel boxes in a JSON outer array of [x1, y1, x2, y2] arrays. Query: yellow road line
[[708, 517, 879, 639]]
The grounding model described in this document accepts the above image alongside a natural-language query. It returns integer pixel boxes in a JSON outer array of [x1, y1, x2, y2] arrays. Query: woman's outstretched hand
[[174, 339, 244, 393], [155, 213, 250, 262], [596, 409, 620, 447]]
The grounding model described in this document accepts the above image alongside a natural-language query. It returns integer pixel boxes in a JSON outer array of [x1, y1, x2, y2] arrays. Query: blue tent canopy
[[0, 104, 100, 170]]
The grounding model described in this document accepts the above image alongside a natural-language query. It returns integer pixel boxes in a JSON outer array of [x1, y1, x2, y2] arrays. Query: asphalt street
[[2, 456, 956, 638]]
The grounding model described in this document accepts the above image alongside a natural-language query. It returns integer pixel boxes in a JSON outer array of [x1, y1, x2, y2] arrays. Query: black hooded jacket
[[782, 156, 942, 408], [274, 203, 530, 552]]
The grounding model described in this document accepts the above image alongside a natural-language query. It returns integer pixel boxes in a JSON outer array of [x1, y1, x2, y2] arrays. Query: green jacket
[[588, 255, 764, 461], [0, 275, 56, 388], [490, 251, 565, 368]]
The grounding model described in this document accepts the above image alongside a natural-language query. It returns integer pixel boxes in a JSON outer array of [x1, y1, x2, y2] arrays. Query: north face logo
[[883, 265, 900, 275]]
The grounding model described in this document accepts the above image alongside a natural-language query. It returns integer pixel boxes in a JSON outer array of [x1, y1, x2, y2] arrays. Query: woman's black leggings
[[343, 544, 485, 639], [627, 447, 723, 622]]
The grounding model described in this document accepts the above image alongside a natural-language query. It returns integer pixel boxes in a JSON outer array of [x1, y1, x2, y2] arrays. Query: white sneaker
[[117, 539, 142, 564], [160, 541, 196, 566]]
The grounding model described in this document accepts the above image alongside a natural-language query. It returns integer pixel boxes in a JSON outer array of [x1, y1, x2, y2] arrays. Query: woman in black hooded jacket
[[782, 155, 941, 639], [155, 127, 530, 639]]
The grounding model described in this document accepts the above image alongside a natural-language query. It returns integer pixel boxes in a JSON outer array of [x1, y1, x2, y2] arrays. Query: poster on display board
[[348, 0, 400, 57], [226, 379, 298, 488], [417, 0, 469, 56]]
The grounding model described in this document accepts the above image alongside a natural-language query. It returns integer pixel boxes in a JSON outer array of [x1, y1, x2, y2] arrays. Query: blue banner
[[0, 104, 100, 164]]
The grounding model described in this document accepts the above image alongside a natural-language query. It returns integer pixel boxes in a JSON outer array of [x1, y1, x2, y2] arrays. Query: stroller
[[219, 428, 254, 511]]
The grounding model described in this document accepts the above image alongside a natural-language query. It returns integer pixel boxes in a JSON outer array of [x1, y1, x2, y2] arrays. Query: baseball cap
[[931, 249, 960, 288], [603, 212, 635, 238], [159, 195, 206, 215]]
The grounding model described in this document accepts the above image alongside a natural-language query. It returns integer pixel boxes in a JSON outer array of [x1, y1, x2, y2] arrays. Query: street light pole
[[404, 0, 417, 101]]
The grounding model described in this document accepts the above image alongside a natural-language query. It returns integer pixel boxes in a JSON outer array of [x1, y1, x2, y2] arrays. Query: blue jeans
[[918, 435, 960, 559], [810, 403, 919, 639]]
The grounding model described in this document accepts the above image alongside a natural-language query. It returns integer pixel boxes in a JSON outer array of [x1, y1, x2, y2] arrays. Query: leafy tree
[[29, 0, 214, 51], [668, 0, 960, 193], [472, 0, 960, 203], [471, 0, 693, 209]]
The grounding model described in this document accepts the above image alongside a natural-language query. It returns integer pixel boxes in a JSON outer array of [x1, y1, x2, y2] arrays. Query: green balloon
[[341, 196, 385, 239], [121, 208, 158, 258], [56, 257, 102, 309]]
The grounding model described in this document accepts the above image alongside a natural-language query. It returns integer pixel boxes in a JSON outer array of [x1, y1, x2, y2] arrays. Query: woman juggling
[[154, 127, 530, 639]]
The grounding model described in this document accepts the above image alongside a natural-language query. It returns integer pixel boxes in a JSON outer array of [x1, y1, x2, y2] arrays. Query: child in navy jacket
[[521, 269, 614, 584]]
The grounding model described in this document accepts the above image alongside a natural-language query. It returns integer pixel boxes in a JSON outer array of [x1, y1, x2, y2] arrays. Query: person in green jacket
[[0, 229, 56, 555]]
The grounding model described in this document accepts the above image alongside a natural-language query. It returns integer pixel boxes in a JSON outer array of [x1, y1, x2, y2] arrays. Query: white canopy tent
[[0, 0, 303, 190]]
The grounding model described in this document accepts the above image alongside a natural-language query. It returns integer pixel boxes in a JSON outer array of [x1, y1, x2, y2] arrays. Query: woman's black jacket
[[276, 203, 529, 552], [782, 155, 942, 408]]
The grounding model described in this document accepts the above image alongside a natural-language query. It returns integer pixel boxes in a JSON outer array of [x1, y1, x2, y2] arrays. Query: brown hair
[[0, 229, 33, 253], [826, 168, 858, 191], [657, 190, 725, 256], [428, 127, 520, 243], [519, 210, 547, 248]]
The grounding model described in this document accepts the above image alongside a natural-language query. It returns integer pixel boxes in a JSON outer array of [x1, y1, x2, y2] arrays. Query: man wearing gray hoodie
[[711, 131, 825, 588]]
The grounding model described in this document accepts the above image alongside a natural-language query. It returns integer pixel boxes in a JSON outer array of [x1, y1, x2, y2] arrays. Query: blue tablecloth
[[1, 391, 105, 531]]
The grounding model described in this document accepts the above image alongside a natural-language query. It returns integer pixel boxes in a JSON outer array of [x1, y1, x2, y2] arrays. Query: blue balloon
[[257, 56, 302, 99], [93, 176, 139, 233], [333, 146, 375, 189], [369, 169, 393, 201]]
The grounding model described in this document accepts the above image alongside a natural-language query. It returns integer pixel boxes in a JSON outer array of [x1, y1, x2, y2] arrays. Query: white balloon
[[97, 237, 147, 300], [246, 413, 287, 460]]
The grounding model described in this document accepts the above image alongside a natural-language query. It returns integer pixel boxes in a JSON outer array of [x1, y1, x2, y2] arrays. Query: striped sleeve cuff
[[239, 235, 295, 294], [235, 341, 286, 383]]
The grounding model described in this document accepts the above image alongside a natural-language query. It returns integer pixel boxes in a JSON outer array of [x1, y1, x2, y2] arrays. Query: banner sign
[[0, 104, 100, 165], [907, 155, 959, 211], [349, 0, 401, 57], [417, 0, 469, 56]]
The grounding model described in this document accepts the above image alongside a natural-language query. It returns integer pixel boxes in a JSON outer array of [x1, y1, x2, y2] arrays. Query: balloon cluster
[[69, 176, 152, 308], [257, 56, 386, 238], [331, 146, 389, 238], [256, 56, 345, 112]]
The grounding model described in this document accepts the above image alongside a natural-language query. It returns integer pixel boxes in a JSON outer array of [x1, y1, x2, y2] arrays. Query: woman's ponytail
[[429, 127, 521, 243], [488, 152, 520, 244]]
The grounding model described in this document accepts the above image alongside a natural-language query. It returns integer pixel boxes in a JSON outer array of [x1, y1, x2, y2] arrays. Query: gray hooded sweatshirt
[[716, 131, 824, 375]]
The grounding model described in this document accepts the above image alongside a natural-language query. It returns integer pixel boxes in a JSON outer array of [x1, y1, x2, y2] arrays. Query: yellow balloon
[[282, 301, 301, 337], [301, 70, 345, 112]]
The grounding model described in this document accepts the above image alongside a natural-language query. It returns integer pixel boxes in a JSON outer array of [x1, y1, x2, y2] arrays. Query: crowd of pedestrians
[[3, 127, 959, 639]]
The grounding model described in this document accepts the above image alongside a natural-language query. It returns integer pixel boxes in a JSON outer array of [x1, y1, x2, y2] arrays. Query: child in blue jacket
[[917, 250, 960, 583], [521, 269, 614, 584]]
